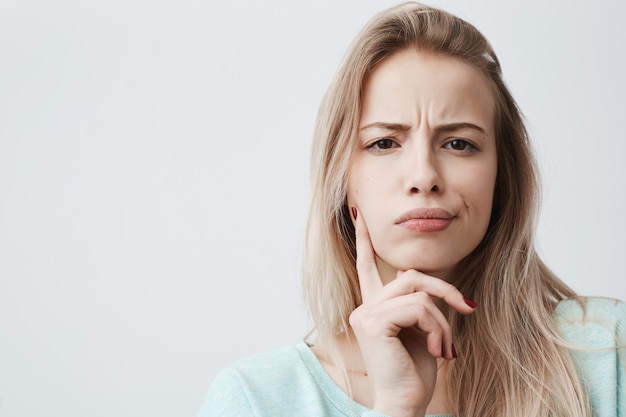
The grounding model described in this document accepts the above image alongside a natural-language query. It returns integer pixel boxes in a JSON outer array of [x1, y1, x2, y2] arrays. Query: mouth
[[395, 208, 455, 233]]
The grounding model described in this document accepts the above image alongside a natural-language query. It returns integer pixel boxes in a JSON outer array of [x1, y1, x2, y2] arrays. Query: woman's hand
[[348, 207, 476, 417]]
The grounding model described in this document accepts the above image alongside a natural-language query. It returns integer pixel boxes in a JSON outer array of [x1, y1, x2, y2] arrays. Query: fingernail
[[463, 297, 478, 308], [351, 207, 357, 220], [452, 344, 458, 359]]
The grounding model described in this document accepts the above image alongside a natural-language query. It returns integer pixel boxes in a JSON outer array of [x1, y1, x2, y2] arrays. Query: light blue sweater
[[199, 297, 625, 416]]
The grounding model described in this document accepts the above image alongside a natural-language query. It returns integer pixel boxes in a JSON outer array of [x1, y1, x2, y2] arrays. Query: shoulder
[[215, 343, 305, 379], [555, 296, 626, 348], [204, 343, 309, 398], [554, 297, 626, 417], [199, 344, 307, 416], [555, 296, 626, 319], [198, 342, 359, 417]]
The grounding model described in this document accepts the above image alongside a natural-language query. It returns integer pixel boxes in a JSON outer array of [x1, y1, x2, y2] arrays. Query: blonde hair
[[302, 2, 590, 416]]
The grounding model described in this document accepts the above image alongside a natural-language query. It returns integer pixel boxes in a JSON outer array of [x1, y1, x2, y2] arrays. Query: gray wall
[[1, 0, 624, 416]]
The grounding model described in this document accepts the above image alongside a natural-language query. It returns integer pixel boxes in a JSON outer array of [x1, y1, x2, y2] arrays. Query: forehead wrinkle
[[360, 50, 496, 137], [434, 122, 488, 137], [359, 122, 411, 132]]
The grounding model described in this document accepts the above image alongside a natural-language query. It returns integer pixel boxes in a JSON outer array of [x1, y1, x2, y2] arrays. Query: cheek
[[346, 181, 358, 208], [346, 166, 371, 208], [474, 173, 497, 220], [457, 164, 497, 215]]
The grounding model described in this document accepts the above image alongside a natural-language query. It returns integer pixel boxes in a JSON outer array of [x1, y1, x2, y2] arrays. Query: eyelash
[[366, 138, 399, 153], [444, 138, 478, 154], [367, 137, 478, 154]]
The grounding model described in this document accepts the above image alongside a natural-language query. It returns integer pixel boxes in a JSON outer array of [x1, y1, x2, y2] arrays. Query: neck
[[311, 329, 454, 414]]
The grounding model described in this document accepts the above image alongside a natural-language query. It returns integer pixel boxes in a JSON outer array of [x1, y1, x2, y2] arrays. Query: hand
[[348, 207, 476, 417]]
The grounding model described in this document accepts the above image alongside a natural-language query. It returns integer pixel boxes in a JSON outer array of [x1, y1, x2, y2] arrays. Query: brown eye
[[450, 139, 468, 150], [445, 139, 477, 154], [376, 139, 394, 149], [368, 138, 398, 151]]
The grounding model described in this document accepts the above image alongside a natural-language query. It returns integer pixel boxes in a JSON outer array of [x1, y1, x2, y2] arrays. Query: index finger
[[391, 269, 478, 316], [352, 207, 384, 302]]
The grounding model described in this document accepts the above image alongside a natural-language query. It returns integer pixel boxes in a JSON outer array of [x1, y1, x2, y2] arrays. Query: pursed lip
[[394, 208, 455, 232], [395, 208, 454, 223]]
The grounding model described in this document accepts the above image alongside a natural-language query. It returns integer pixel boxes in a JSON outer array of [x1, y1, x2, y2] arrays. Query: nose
[[404, 144, 443, 195]]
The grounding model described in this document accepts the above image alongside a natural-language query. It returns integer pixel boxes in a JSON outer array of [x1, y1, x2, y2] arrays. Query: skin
[[348, 49, 498, 285], [315, 50, 499, 416]]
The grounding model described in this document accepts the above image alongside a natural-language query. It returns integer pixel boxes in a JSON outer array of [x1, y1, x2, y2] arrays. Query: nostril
[[411, 187, 419, 193], [431, 185, 439, 192]]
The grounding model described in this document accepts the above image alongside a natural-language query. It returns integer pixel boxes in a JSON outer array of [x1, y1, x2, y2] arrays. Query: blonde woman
[[199, 3, 625, 416]]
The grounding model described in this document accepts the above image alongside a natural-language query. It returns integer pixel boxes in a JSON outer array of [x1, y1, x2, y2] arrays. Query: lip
[[395, 208, 455, 233]]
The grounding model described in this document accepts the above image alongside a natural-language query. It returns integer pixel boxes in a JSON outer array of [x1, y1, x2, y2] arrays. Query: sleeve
[[614, 300, 625, 416], [556, 297, 626, 417], [198, 369, 256, 417]]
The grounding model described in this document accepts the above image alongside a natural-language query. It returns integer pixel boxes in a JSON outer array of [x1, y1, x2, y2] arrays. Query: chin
[[375, 246, 466, 282], [415, 267, 455, 282], [388, 258, 458, 281]]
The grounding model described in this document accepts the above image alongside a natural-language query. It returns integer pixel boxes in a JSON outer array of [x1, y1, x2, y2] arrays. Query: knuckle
[[401, 269, 421, 285], [413, 291, 430, 303], [414, 302, 427, 316], [428, 326, 443, 340], [443, 281, 459, 294], [349, 308, 363, 327], [350, 304, 387, 334], [349, 307, 374, 329]]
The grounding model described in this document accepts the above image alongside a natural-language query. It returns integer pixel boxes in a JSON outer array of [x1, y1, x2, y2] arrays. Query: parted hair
[[302, 2, 590, 416]]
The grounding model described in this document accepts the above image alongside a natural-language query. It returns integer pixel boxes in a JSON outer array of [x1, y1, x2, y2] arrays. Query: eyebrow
[[435, 122, 487, 136], [359, 122, 411, 132], [359, 121, 487, 136]]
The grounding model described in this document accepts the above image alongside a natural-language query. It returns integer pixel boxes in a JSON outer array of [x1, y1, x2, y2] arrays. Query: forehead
[[360, 50, 496, 130]]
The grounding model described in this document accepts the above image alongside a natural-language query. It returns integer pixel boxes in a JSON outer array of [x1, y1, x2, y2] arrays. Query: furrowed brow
[[359, 122, 411, 132], [435, 122, 487, 136]]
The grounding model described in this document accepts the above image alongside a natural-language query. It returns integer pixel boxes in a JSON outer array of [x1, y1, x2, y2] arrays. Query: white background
[[1, 1, 624, 416]]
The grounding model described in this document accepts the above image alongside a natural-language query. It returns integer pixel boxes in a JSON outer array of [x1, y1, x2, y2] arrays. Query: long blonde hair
[[302, 2, 589, 416]]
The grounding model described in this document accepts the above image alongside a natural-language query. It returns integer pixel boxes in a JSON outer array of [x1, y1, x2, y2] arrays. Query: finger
[[389, 271, 469, 360], [401, 326, 445, 361], [405, 289, 455, 360], [353, 291, 450, 358], [352, 207, 384, 302], [377, 269, 477, 316]]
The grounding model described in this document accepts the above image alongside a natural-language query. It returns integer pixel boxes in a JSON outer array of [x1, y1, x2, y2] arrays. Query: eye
[[367, 138, 399, 153], [445, 138, 477, 154]]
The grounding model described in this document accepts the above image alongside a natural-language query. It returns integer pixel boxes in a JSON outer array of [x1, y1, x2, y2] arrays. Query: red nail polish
[[452, 344, 458, 359], [464, 297, 478, 308], [351, 207, 357, 220]]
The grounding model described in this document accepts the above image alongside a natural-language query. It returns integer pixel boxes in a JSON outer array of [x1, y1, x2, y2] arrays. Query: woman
[[200, 3, 625, 416]]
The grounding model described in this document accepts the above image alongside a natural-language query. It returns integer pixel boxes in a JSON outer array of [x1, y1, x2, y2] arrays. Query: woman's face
[[347, 50, 498, 284]]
